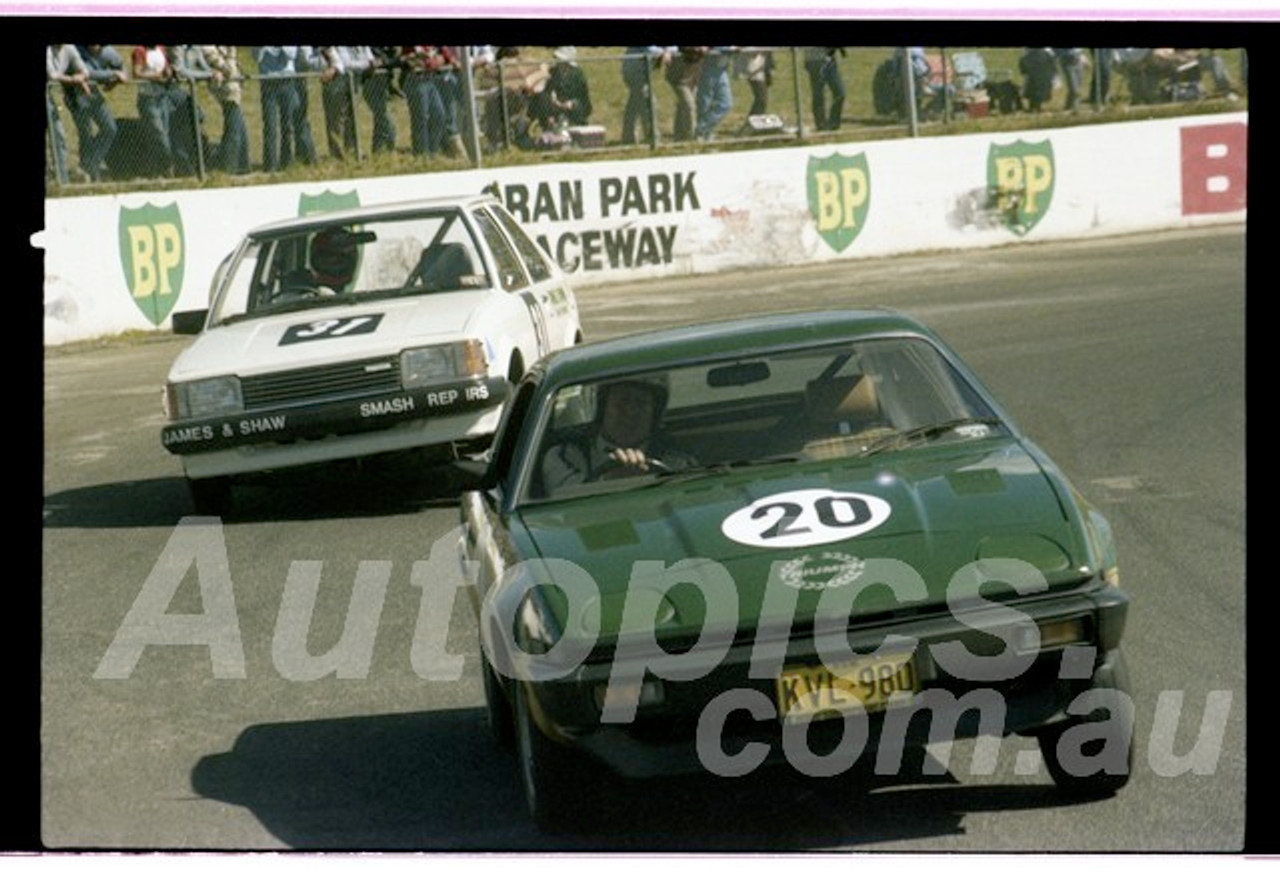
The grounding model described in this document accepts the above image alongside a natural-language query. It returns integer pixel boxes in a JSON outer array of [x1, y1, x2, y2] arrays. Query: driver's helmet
[[310, 227, 359, 289], [597, 373, 670, 429]]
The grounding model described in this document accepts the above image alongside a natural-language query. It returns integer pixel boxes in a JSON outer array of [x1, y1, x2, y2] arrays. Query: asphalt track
[[41, 223, 1246, 853]]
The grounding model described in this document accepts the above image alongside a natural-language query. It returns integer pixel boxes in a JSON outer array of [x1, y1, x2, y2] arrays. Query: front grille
[[240, 356, 401, 410]]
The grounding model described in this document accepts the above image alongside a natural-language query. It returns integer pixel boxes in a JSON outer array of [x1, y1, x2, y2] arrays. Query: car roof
[[538, 309, 939, 386], [246, 194, 499, 238]]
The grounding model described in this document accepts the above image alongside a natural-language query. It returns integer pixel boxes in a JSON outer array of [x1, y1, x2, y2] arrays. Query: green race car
[[457, 309, 1132, 830]]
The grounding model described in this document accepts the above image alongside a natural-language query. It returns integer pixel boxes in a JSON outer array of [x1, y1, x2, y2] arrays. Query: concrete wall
[[40, 112, 1246, 346]]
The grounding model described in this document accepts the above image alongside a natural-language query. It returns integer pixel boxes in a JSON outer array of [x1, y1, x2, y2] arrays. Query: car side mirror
[[172, 309, 209, 335], [452, 458, 495, 491]]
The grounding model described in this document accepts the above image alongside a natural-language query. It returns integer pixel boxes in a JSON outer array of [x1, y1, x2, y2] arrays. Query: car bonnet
[[513, 438, 1093, 645]]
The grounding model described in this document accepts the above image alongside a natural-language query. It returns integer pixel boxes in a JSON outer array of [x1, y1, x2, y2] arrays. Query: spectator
[[484, 47, 550, 150], [451, 45, 497, 159], [1019, 47, 1057, 112], [44, 47, 75, 182], [359, 46, 399, 154], [399, 46, 454, 156], [199, 45, 250, 173], [316, 47, 359, 160], [1087, 47, 1112, 106], [540, 46, 593, 128], [734, 47, 774, 125], [804, 47, 846, 131], [171, 45, 214, 175], [1201, 49, 1239, 98], [436, 47, 468, 158], [1055, 47, 1087, 111], [53, 44, 124, 182], [695, 47, 735, 141], [131, 44, 181, 175], [665, 46, 706, 142], [621, 45, 670, 145], [254, 46, 315, 171], [291, 48, 321, 165]]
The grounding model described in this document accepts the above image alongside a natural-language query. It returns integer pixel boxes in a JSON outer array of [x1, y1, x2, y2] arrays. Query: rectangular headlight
[[1012, 616, 1086, 653], [400, 340, 488, 389], [169, 376, 243, 419]]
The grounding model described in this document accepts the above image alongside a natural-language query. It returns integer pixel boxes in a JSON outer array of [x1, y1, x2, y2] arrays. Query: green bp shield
[[298, 189, 361, 217], [118, 202, 185, 326], [987, 139, 1055, 236], [807, 152, 870, 253]]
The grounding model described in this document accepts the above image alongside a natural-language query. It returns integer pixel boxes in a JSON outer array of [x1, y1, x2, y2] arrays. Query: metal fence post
[[182, 77, 207, 180], [792, 47, 806, 139], [461, 47, 482, 168], [644, 53, 659, 150], [902, 49, 920, 137]]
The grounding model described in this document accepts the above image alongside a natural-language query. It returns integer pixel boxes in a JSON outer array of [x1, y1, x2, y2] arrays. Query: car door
[[470, 206, 551, 366], [481, 204, 578, 351]]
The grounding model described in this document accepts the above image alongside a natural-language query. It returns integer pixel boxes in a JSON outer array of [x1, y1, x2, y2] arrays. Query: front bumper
[[512, 585, 1130, 779], [163, 376, 507, 478]]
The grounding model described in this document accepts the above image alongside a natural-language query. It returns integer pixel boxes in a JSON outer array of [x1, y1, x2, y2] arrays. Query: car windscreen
[[523, 337, 1002, 503], [208, 210, 492, 325]]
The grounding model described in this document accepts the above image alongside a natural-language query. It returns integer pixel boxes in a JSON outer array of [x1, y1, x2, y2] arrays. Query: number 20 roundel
[[721, 488, 892, 549]]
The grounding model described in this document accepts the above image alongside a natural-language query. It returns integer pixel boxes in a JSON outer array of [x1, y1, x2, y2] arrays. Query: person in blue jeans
[[71, 45, 125, 181], [621, 46, 670, 145], [400, 47, 453, 156], [200, 45, 249, 173], [255, 46, 316, 170], [804, 47, 846, 131], [695, 47, 735, 141], [131, 45, 179, 175], [360, 47, 399, 154]]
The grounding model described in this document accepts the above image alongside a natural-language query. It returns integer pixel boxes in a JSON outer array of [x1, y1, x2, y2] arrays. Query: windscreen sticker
[[721, 488, 892, 549], [280, 313, 384, 346]]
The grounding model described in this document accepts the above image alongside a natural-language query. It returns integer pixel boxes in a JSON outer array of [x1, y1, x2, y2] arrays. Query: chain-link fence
[[46, 46, 1247, 191]]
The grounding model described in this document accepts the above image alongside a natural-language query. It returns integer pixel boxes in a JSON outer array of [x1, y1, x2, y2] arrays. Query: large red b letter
[[1181, 123, 1247, 215]]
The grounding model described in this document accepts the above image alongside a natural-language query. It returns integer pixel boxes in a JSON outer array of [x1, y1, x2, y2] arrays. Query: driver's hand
[[607, 447, 651, 471]]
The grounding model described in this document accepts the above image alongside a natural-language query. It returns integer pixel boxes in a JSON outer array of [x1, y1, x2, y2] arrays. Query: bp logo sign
[[119, 203, 185, 326], [298, 189, 361, 217], [807, 152, 870, 253], [987, 139, 1055, 235]]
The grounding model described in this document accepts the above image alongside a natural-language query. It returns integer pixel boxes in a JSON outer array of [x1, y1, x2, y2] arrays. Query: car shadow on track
[[191, 708, 1093, 852], [42, 457, 475, 529]]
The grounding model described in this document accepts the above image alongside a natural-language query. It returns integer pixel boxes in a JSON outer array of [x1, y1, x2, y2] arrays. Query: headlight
[[166, 376, 243, 420], [400, 340, 488, 389]]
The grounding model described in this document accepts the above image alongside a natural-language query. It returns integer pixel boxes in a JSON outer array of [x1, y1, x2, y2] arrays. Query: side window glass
[[489, 204, 554, 283], [473, 209, 530, 292]]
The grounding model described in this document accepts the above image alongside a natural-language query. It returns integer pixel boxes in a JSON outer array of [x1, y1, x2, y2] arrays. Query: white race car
[[161, 194, 581, 515]]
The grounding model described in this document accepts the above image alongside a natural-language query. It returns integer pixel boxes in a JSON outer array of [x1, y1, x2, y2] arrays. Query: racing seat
[[802, 374, 895, 457], [405, 243, 481, 292]]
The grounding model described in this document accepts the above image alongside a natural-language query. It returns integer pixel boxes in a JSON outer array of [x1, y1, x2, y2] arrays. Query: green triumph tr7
[[457, 309, 1132, 830]]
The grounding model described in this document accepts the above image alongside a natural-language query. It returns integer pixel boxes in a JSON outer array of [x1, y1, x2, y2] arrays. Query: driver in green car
[[541, 375, 695, 490]]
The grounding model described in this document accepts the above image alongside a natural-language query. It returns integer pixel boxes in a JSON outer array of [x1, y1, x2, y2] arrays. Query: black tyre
[[187, 476, 232, 516], [481, 655, 515, 751], [513, 683, 589, 832], [1036, 652, 1134, 798]]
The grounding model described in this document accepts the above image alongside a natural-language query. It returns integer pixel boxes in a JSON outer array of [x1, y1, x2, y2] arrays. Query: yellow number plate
[[776, 652, 919, 724]]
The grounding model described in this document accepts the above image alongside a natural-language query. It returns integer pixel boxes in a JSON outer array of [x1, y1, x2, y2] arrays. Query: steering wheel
[[595, 454, 672, 480]]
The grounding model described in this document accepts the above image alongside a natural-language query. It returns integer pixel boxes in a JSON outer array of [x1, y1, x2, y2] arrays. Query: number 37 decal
[[280, 314, 383, 346], [721, 488, 892, 548]]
